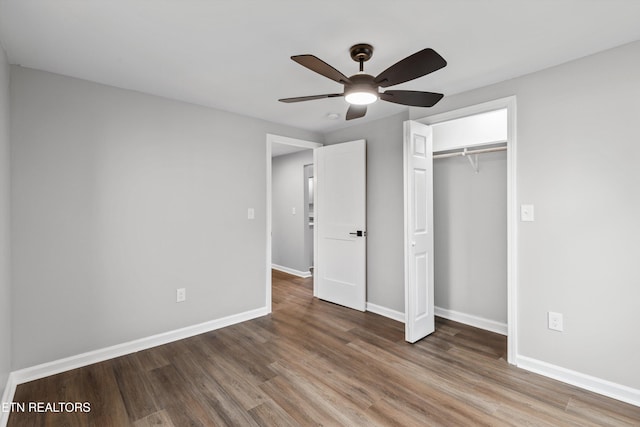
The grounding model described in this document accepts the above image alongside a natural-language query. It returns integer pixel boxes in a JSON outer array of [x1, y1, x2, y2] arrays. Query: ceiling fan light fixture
[[345, 90, 377, 105]]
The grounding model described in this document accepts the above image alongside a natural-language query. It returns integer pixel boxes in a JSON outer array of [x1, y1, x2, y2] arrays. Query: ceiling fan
[[279, 43, 447, 120]]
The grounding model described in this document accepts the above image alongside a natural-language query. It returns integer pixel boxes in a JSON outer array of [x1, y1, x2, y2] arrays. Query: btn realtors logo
[[2, 401, 91, 413]]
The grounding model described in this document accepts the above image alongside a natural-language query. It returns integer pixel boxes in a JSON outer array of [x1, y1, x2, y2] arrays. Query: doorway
[[265, 134, 322, 311], [413, 96, 517, 364], [266, 135, 368, 313]]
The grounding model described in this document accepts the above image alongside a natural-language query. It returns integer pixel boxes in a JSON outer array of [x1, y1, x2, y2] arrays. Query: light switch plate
[[521, 204, 535, 222], [247, 208, 255, 220]]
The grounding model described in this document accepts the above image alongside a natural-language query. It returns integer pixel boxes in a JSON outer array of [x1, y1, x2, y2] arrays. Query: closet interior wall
[[430, 108, 509, 333], [433, 149, 507, 329]]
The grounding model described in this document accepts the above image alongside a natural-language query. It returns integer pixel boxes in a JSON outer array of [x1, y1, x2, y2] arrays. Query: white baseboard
[[435, 306, 507, 336], [271, 264, 311, 278], [8, 306, 269, 387], [516, 355, 640, 408], [366, 302, 405, 323], [1, 372, 17, 427]]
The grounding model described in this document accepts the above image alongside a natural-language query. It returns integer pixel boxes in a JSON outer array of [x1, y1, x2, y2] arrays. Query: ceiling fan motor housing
[[344, 74, 379, 105]]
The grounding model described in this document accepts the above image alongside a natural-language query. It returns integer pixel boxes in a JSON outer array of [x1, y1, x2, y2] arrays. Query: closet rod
[[433, 145, 506, 159]]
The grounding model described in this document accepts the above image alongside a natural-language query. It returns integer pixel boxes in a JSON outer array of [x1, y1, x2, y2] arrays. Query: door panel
[[315, 140, 366, 311], [404, 121, 434, 342], [416, 253, 428, 317]]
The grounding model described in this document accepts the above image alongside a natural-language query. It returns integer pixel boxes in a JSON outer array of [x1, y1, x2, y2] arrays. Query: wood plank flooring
[[8, 270, 640, 426]]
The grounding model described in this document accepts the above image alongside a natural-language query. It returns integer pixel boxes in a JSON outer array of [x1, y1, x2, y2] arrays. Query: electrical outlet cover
[[548, 311, 563, 331], [521, 204, 535, 221]]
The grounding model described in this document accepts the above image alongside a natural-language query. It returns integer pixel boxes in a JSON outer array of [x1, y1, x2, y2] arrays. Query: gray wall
[[10, 66, 320, 369], [324, 111, 408, 312], [0, 46, 11, 395], [434, 151, 507, 323], [271, 149, 313, 273], [412, 40, 640, 389]]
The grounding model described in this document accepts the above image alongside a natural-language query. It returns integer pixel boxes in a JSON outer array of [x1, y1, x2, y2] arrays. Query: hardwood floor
[[8, 270, 640, 426]]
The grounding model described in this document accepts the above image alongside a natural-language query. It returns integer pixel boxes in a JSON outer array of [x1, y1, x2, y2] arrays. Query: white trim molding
[[271, 264, 311, 278], [7, 306, 268, 390], [366, 303, 405, 323], [517, 356, 640, 408], [435, 306, 507, 336], [1, 373, 18, 427]]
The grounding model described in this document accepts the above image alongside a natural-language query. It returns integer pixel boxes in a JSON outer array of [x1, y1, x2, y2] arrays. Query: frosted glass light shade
[[345, 91, 378, 105]]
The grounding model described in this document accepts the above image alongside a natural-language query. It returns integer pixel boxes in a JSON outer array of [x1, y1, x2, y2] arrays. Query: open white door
[[404, 121, 434, 342], [315, 140, 366, 311]]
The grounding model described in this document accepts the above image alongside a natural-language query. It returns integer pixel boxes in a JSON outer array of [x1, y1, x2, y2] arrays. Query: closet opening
[[418, 97, 517, 364], [433, 140, 508, 336]]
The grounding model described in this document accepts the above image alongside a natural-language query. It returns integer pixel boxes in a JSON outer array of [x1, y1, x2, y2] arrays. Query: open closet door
[[403, 121, 435, 343]]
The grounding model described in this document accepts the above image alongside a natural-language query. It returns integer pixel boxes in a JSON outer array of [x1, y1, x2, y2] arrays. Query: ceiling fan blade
[[346, 104, 367, 120], [291, 55, 352, 84], [374, 48, 447, 88], [380, 90, 444, 107], [279, 93, 344, 103]]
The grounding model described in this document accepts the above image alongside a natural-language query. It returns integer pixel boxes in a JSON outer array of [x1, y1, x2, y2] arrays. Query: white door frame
[[265, 134, 322, 312], [416, 96, 518, 365]]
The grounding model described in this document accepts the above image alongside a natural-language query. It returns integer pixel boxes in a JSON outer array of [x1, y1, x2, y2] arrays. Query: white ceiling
[[1, 1, 639, 133]]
